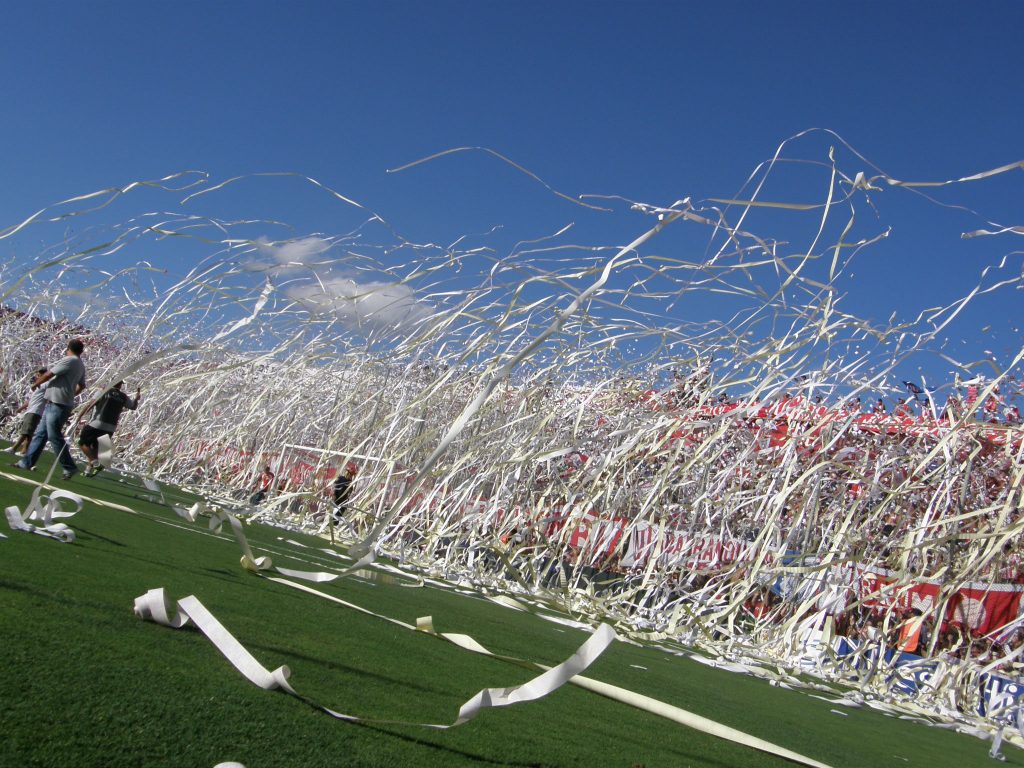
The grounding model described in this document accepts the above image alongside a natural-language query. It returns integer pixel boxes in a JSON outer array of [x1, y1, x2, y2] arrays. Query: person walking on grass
[[2, 367, 48, 456], [327, 461, 358, 543], [332, 461, 358, 521], [250, 465, 275, 504], [13, 338, 87, 480], [77, 380, 141, 476]]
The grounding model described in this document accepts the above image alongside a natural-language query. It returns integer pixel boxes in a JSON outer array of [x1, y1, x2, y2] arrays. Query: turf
[[0, 449, 1016, 768]]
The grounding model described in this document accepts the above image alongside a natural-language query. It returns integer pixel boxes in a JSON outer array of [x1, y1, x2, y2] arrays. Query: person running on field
[[78, 380, 141, 476], [325, 461, 358, 543], [332, 461, 358, 522], [14, 339, 87, 480], [3, 367, 48, 456]]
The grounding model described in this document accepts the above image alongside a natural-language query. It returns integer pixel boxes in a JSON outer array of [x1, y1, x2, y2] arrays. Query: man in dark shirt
[[78, 381, 140, 476], [326, 461, 358, 544], [332, 461, 358, 520], [250, 466, 275, 504]]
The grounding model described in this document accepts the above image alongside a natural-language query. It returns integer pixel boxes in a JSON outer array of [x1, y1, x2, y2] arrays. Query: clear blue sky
[[2, 1, 1022, 394]]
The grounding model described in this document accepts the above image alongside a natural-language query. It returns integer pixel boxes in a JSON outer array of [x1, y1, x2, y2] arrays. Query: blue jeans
[[22, 401, 77, 473]]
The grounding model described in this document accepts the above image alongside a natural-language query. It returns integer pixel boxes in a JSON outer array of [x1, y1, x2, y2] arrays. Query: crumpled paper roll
[[4, 487, 83, 543]]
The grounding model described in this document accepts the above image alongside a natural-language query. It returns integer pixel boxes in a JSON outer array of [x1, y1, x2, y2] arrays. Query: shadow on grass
[[202, 567, 239, 577], [0, 577, 44, 594], [342, 714, 738, 768], [74, 527, 127, 546], [340, 715, 549, 768], [246, 640, 739, 768], [250, 640, 456, 698]]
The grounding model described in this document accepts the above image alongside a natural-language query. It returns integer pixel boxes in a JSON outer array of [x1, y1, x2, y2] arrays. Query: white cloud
[[243, 236, 332, 273], [246, 235, 434, 335], [285, 277, 433, 335]]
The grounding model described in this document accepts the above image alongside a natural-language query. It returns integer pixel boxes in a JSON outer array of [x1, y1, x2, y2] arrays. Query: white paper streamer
[[96, 434, 114, 468], [134, 587, 615, 729], [4, 486, 84, 542]]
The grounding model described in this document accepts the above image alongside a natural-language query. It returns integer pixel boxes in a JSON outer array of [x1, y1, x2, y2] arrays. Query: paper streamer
[[138, 568, 834, 767], [134, 587, 615, 729], [5, 505, 75, 542], [565, 674, 833, 768], [142, 477, 167, 504], [4, 486, 84, 542], [96, 434, 114, 468], [172, 503, 378, 582]]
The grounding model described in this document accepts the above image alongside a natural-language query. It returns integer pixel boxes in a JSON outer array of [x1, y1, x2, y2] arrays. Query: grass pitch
[[0, 451, 1016, 768]]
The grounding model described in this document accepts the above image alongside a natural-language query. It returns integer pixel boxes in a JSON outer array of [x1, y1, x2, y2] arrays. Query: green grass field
[[0, 449, 1015, 768]]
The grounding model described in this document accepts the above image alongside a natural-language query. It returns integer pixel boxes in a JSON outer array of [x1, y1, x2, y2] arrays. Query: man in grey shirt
[[14, 338, 87, 479]]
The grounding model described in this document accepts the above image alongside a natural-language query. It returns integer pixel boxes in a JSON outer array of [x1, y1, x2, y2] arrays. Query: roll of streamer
[[5, 486, 84, 542], [96, 434, 114, 468], [6, 505, 75, 542]]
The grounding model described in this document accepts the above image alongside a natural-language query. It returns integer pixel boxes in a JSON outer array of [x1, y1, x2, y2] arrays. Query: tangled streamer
[[2, 131, 1022, 735]]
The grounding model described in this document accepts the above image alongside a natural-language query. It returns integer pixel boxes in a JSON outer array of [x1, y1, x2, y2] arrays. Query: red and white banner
[[851, 564, 1022, 636], [621, 522, 753, 570]]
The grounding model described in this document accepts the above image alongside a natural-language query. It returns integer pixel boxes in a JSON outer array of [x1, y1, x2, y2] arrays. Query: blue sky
[[2, 1, 1022, 396]]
